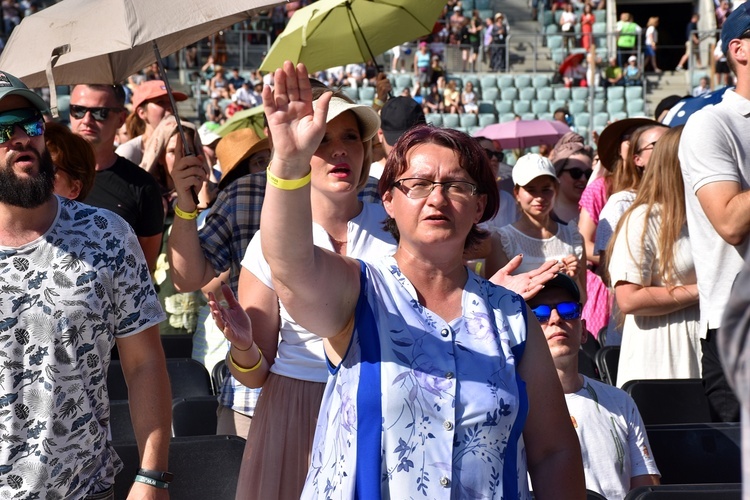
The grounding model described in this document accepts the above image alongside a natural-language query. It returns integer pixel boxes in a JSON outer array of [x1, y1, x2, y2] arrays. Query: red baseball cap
[[132, 80, 187, 110]]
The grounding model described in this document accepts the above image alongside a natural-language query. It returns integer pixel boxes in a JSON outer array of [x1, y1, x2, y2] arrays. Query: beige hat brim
[[325, 96, 380, 141]]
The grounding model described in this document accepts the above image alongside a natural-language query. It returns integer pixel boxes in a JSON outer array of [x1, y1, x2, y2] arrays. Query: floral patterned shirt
[[302, 257, 531, 499], [0, 197, 165, 499]]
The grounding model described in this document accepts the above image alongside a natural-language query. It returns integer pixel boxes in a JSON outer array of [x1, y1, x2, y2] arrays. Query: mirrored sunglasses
[[532, 301, 582, 324], [562, 167, 593, 180], [69, 105, 122, 121], [0, 108, 45, 143]]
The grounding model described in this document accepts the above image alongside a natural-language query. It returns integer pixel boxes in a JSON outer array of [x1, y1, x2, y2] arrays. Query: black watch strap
[[137, 468, 174, 483]]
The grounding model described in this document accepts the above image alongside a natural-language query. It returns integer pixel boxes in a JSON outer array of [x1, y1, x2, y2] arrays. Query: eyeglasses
[[636, 140, 658, 154], [483, 149, 504, 161], [531, 301, 582, 324], [393, 177, 478, 200], [0, 108, 45, 143], [561, 167, 593, 180], [69, 105, 123, 121]]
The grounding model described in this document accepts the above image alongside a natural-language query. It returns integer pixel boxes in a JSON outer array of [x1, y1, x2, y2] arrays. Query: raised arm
[[167, 151, 216, 292], [261, 62, 360, 338]]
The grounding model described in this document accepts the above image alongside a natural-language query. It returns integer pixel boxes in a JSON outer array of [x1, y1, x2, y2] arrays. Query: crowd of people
[[2, 0, 750, 498]]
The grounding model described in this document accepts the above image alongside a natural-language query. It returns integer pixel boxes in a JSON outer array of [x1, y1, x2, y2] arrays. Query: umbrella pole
[[152, 40, 199, 205], [346, 4, 379, 73]]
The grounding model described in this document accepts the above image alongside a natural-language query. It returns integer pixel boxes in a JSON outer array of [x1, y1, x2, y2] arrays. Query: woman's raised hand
[[208, 282, 254, 350], [262, 61, 331, 173]]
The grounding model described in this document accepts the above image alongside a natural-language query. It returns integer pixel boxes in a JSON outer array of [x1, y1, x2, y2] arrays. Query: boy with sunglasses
[[528, 273, 660, 499]]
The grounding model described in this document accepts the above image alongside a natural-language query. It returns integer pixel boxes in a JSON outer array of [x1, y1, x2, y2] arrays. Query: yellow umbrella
[[259, 0, 444, 74]]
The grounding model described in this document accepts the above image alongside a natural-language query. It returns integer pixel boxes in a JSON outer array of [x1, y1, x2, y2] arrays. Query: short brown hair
[[45, 121, 96, 201]]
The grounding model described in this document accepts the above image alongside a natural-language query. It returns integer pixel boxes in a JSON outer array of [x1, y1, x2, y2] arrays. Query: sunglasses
[[0, 108, 45, 143], [483, 149, 504, 161], [69, 105, 122, 121], [531, 301, 582, 324], [636, 140, 658, 154], [561, 167, 593, 180]]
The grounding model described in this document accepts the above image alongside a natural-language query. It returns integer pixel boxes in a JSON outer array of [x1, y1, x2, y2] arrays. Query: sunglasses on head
[[0, 108, 45, 143], [562, 167, 593, 180], [69, 105, 122, 121], [531, 301, 582, 324]]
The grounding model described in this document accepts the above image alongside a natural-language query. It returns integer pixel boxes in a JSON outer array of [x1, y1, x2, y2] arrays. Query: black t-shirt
[[84, 155, 164, 237]]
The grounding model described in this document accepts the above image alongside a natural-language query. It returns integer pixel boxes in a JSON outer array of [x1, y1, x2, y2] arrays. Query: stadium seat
[[533, 75, 551, 89], [494, 100, 513, 115], [549, 99, 567, 113], [537, 87, 554, 100], [627, 98, 645, 116], [108, 358, 213, 401], [480, 74, 497, 90], [521, 112, 537, 121], [513, 100, 531, 115], [554, 87, 571, 101], [593, 112, 610, 128], [172, 396, 220, 437], [625, 86, 644, 101], [594, 345, 620, 386], [477, 101, 495, 114], [532, 100, 549, 115], [460, 114, 478, 128], [211, 359, 228, 395], [340, 86, 358, 102], [592, 98, 606, 113], [625, 483, 742, 499], [442, 113, 460, 128], [425, 113, 443, 126], [645, 423, 741, 484], [571, 87, 590, 101], [537, 112, 554, 121], [514, 74, 532, 89], [611, 111, 628, 121], [482, 87, 499, 102], [519, 87, 536, 101], [395, 74, 413, 89], [606, 86, 625, 100], [623, 379, 713, 425], [358, 86, 375, 101], [499, 112, 517, 122], [606, 99, 625, 115], [500, 87, 518, 101], [110, 400, 135, 442], [478, 113, 497, 127], [569, 100, 586, 114], [114, 436, 246, 500], [497, 74, 515, 89]]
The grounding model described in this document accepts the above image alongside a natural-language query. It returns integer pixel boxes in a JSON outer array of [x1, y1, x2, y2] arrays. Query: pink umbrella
[[474, 119, 571, 149]]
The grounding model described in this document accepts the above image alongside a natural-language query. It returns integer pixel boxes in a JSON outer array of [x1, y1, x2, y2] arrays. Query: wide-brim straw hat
[[216, 128, 270, 190], [597, 117, 659, 170]]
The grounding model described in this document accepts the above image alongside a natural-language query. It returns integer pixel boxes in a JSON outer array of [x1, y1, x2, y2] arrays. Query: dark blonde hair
[[45, 121, 96, 201], [604, 126, 687, 314], [609, 124, 667, 195]]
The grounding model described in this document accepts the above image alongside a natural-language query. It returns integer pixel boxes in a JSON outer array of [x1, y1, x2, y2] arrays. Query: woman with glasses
[[492, 153, 587, 304], [211, 63, 584, 499], [606, 126, 701, 387]]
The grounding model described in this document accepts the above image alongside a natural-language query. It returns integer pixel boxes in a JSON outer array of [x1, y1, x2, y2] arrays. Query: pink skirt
[[234, 373, 326, 500]]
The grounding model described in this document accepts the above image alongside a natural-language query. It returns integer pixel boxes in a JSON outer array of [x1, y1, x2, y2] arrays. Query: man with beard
[[70, 84, 164, 272], [0, 72, 172, 499]]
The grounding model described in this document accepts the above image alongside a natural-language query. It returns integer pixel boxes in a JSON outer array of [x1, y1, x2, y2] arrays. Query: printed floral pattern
[[303, 257, 531, 499], [0, 198, 164, 499]]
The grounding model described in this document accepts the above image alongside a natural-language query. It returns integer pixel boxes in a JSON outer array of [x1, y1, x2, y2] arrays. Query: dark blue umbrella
[[662, 86, 733, 126]]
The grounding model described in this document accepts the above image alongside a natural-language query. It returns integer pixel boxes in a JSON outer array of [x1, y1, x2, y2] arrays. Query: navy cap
[[380, 97, 425, 146], [544, 273, 581, 303], [721, 2, 750, 54]]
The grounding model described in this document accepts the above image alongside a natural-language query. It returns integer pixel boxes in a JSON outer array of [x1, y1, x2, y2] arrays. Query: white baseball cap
[[512, 153, 558, 186]]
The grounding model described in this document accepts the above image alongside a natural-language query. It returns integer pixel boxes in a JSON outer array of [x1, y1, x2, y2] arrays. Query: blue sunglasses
[[0, 108, 45, 143], [532, 301, 582, 324]]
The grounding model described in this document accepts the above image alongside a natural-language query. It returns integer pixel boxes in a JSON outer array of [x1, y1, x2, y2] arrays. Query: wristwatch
[[137, 468, 174, 483]]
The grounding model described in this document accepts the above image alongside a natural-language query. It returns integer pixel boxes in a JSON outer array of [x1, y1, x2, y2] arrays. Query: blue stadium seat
[[519, 87, 536, 101], [482, 87, 499, 102], [606, 99, 625, 114], [495, 100, 513, 114], [460, 114, 478, 128], [571, 87, 590, 101], [626, 98, 645, 116], [478, 113, 496, 127], [606, 86, 625, 100], [499, 112, 516, 122], [513, 100, 531, 114], [554, 87, 571, 101], [514, 74, 532, 89], [537, 87, 554, 100], [425, 113, 443, 126], [442, 113, 460, 128], [501, 87, 518, 101], [532, 100, 549, 115]]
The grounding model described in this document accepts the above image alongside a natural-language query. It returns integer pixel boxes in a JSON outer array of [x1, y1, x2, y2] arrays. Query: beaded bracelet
[[228, 347, 264, 373], [266, 167, 311, 191]]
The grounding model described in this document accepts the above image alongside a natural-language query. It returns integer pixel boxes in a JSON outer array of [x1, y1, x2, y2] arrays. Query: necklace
[[328, 234, 347, 254]]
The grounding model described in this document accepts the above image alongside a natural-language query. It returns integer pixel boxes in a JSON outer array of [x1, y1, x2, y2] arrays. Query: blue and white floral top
[[302, 257, 531, 499]]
